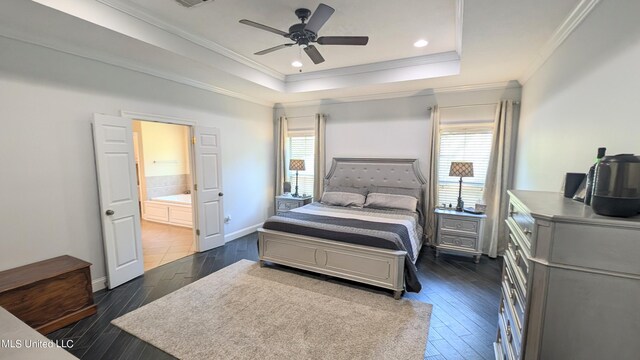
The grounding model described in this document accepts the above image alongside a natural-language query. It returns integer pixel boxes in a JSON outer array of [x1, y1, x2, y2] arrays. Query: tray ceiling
[[5, 0, 586, 105], [124, 0, 458, 75]]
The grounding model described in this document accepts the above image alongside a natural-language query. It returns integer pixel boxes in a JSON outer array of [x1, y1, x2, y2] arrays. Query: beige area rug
[[112, 260, 432, 360]]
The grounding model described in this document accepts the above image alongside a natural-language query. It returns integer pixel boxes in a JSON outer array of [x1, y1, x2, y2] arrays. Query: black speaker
[[283, 181, 291, 194]]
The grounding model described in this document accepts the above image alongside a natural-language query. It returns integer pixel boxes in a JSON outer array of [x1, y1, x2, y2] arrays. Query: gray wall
[[275, 87, 521, 179], [514, 0, 640, 191], [0, 36, 274, 286]]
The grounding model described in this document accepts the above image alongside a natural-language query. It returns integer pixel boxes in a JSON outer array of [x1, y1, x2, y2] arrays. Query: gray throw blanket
[[262, 203, 422, 293]]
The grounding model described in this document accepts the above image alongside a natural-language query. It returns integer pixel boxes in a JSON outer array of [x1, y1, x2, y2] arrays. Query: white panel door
[[92, 114, 144, 289], [193, 126, 224, 251]]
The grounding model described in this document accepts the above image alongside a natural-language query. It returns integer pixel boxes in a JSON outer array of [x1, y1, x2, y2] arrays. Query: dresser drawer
[[501, 281, 522, 358], [508, 201, 534, 249], [498, 302, 518, 360], [506, 234, 528, 296], [441, 216, 480, 235], [276, 200, 301, 211], [439, 233, 478, 250], [508, 233, 530, 277], [503, 261, 526, 336]]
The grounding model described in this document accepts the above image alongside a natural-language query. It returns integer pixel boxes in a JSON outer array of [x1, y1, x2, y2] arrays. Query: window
[[287, 132, 315, 197], [437, 126, 493, 208]]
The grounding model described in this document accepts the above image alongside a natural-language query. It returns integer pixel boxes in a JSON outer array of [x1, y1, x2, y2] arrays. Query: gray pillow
[[321, 186, 368, 207], [364, 192, 418, 212], [324, 185, 369, 196], [368, 185, 421, 200]]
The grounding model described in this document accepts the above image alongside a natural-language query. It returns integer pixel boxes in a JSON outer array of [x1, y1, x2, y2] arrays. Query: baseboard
[[224, 223, 264, 243], [91, 277, 107, 292]]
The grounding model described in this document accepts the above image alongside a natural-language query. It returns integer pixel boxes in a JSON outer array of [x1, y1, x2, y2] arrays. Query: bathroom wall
[[137, 120, 192, 199]]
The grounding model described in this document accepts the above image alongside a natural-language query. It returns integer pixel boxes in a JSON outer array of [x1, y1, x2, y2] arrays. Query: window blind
[[287, 134, 315, 197], [437, 126, 493, 208]]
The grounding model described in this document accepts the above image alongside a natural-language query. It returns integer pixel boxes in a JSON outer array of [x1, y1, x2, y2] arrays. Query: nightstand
[[434, 208, 487, 263], [275, 194, 312, 215]]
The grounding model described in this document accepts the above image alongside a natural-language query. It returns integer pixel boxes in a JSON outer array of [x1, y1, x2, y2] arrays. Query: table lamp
[[449, 161, 474, 212], [289, 159, 306, 197]]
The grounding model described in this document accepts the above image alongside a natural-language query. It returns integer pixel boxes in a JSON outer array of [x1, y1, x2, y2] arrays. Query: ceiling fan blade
[[317, 36, 369, 46], [239, 19, 288, 37], [304, 3, 335, 34], [304, 45, 325, 64], [254, 43, 295, 55]]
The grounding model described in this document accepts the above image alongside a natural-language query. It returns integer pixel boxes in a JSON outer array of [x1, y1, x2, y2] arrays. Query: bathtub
[[143, 194, 193, 228], [150, 194, 192, 205]]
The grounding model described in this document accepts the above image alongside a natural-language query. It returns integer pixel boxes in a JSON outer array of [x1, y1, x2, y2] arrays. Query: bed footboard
[[257, 228, 405, 297]]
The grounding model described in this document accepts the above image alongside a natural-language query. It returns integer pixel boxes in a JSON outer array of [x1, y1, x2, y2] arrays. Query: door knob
[[218, 192, 224, 197], [105, 209, 115, 216]]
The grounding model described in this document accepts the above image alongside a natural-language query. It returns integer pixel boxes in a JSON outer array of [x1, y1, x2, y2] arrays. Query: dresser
[[434, 208, 486, 263], [495, 190, 640, 360], [275, 194, 312, 215]]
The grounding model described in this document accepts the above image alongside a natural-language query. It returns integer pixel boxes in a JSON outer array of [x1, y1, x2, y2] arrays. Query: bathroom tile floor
[[141, 220, 195, 271]]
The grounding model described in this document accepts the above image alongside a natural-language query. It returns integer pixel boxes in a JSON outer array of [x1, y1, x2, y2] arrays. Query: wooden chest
[[0, 255, 97, 334]]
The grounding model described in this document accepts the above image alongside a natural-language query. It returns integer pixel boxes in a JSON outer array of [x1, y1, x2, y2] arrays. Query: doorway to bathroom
[[132, 120, 195, 271], [93, 112, 225, 289]]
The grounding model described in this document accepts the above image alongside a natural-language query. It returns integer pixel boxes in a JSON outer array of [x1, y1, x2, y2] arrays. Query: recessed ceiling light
[[414, 39, 429, 48], [291, 60, 303, 68]]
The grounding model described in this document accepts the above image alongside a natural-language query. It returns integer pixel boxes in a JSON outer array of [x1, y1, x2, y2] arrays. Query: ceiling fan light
[[291, 60, 303, 68], [414, 39, 429, 48]]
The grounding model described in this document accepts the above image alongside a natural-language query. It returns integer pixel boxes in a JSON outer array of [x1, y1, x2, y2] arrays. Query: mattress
[[262, 202, 423, 293]]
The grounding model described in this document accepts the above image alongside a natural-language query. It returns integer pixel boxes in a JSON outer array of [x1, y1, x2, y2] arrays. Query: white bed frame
[[258, 158, 428, 299]]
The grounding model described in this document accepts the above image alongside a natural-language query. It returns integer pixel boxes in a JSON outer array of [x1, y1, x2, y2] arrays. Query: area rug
[[112, 259, 432, 359]]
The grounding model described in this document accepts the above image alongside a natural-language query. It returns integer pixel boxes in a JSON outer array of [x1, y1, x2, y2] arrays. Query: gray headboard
[[324, 158, 428, 221]]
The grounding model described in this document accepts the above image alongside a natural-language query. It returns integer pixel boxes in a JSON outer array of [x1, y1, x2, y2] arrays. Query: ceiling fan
[[239, 3, 369, 65]]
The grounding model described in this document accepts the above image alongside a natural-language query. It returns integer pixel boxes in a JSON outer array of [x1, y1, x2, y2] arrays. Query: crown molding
[[519, 0, 601, 84], [455, 0, 464, 56], [274, 81, 519, 109], [0, 30, 274, 107], [285, 51, 460, 83], [96, 0, 285, 81]]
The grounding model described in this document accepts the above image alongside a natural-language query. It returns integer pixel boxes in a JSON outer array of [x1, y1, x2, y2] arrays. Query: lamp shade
[[289, 159, 306, 171], [449, 161, 474, 177]]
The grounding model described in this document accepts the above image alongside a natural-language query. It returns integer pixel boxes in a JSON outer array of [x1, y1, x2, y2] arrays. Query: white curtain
[[313, 113, 326, 200], [275, 116, 289, 196], [482, 100, 518, 257], [425, 106, 440, 242]]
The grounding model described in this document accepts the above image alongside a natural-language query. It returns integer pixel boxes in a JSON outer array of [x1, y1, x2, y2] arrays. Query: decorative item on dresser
[[0, 256, 97, 334], [275, 194, 312, 215], [495, 190, 640, 360], [434, 208, 486, 263]]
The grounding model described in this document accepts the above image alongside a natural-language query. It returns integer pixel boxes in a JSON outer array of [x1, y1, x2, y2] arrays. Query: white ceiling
[[3, 0, 585, 106], [125, 0, 458, 75]]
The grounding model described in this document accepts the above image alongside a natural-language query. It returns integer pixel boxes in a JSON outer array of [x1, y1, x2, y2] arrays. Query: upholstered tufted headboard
[[324, 158, 428, 222]]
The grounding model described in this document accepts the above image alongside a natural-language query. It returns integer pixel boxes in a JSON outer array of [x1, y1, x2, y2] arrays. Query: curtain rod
[[282, 115, 316, 119], [429, 101, 520, 110]]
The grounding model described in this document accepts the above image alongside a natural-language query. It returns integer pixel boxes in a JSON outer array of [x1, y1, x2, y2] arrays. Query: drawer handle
[[506, 321, 513, 343], [523, 228, 532, 235], [499, 301, 505, 314], [510, 289, 517, 305]]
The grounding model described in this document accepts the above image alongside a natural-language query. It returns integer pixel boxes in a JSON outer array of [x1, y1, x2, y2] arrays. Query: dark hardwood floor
[[47, 233, 502, 360]]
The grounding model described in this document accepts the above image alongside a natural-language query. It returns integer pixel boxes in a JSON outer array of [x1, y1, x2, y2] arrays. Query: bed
[[258, 158, 428, 299]]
